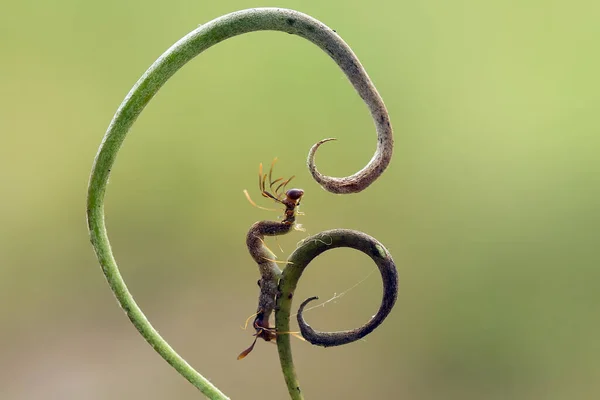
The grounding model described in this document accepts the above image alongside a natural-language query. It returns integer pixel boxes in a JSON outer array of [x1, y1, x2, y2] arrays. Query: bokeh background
[[1, 0, 599, 399]]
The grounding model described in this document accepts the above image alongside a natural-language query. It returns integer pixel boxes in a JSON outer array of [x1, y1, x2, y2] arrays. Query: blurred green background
[[1, 0, 599, 399]]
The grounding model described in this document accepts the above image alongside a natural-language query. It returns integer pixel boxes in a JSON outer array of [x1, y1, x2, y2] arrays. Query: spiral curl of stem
[[87, 8, 394, 400]]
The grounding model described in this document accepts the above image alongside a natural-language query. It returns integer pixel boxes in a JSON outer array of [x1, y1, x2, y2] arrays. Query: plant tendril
[[240, 161, 304, 360], [87, 7, 394, 400], [276, 230, 398, 398]]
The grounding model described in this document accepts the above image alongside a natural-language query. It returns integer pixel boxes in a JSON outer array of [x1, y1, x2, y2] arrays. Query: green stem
[[87, 8, 393, 399], [88, 200, 229, 400], [276, 229, 398, 399]]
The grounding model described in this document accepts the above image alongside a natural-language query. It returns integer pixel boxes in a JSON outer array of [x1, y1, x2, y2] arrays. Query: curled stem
[[87, 7, 393, 399], [276, 229, 398, 398]]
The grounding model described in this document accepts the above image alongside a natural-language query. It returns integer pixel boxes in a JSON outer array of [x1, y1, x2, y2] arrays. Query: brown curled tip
[[304, 27, 394, 195], [297, 288, 393, 347], [291, 230, 399, 347], [307, 92, 393, 194]]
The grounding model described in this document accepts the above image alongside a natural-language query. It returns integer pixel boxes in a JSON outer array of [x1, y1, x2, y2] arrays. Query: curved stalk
[[87, 8, 394, 399], [275, 229, 398, 399]]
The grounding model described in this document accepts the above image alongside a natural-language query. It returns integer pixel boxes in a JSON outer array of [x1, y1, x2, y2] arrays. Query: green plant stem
[[87, 204, 229, 400], [275, 229, 398, 399], [87, 8, 393, 399]]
